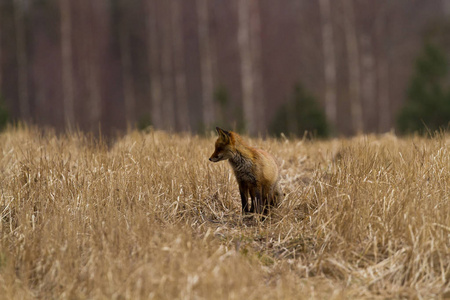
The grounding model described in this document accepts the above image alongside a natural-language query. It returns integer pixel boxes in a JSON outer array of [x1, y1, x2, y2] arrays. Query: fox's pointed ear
[[216, 127, 230, 136], [216, 127, 230, 140]]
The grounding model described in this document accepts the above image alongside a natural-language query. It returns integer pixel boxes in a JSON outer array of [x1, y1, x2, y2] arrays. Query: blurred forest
[[1, 0, 450, 136]]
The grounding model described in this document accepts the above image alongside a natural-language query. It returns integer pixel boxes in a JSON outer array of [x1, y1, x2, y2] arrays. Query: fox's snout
[[209, 155, 221, 162]]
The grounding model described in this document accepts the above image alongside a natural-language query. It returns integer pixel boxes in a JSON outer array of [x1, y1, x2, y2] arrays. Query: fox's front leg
[[262, 188, 270, 215], [239, 184, 250, 214], [250, 186, 263, 215]]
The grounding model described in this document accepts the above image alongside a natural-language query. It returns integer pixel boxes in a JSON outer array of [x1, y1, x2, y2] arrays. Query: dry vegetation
[[0, 126, 449, 299]]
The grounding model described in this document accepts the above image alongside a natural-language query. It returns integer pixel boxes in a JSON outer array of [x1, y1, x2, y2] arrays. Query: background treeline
[[1, 0, 450, 136]]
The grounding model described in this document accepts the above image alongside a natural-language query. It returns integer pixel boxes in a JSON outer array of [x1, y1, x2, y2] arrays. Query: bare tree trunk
[[197, 0, 215, 130], [160, 1, 175, 130], [146, 0, 163, 129], [238, 0, 256, 135], [0, 26, 2, 93], [86, 1, 103, 131], [319, 0, 337, 127], [249, 0, 264, 134], [377, 57, 390, 132], [172, 0, 190, 130], [118, 0, 135, 127], [376, 5, 391, 132], [60, 0, 75, 126], [14, 0, 30, 121], [443, 0, 450, 15], [342, 0, 363, 134], [360, 35, 376, 131]]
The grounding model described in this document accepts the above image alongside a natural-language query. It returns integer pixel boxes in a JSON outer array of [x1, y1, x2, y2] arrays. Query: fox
[[209, 127, 282, 216]]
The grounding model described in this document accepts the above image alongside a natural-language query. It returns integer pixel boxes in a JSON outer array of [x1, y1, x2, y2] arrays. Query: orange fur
[[209, 127, 281, 215]]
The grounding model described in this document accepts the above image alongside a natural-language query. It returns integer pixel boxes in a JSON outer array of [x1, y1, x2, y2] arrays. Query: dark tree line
[[0, 0, 448, 135]]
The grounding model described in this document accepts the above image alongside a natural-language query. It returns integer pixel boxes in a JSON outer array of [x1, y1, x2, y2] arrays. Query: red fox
[[209, 127, 282, 215]]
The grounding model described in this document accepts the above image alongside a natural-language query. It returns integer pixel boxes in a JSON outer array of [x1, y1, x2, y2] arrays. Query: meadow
[[0, 126, 449, 299]]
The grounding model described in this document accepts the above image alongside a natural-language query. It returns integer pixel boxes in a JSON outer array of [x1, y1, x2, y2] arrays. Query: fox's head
[[209, 127, 235, 162]]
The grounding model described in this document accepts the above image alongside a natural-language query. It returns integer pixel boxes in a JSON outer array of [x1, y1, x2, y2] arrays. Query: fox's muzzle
[[209, 154, 221, 162]]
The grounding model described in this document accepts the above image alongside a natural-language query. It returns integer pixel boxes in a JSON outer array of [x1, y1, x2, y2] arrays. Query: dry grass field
[[0, 126, 449, 299]]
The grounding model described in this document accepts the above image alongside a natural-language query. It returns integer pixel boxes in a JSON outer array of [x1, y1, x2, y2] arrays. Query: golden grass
[[0, 126, 449, 299]]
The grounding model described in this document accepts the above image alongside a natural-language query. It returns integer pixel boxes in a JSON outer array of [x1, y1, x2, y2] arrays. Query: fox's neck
[[229, 137, 254, 166], [228, 138, 256, 183], [230, 150, 250, 166]]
